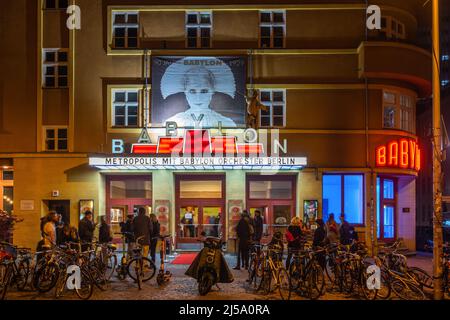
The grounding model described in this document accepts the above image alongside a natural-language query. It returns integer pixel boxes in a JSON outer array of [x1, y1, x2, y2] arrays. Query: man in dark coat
[[79, 211, 96, 251], [233, 211, 253, 270], [253, 210, 263, 244], [133, 207, 153, 258], [339, 213, 352, 245]]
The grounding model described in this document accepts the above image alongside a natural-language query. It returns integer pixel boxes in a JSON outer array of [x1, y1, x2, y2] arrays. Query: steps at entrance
[[377, 240, 417, 257]]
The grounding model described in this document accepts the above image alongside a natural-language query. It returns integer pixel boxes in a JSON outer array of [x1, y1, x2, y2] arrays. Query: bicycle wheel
[[308, 263, 325, 300], [105, 254, 117, 281], [75, 267, 94, 300], [127, 257, 156, 283], [0, 264, 12, 300], [340, 261, 354, 294], [253, 258, 264, 291], [15, 259, 30, 291], [361, 267, 378, 300], [258, 266, 272, 295], [278, 268, 291, 300], [376, 271, 392, 300], [392, 279, 426, 300], [325, 257, 337, 287], [246, 254, 256, 289], [408, 267, 433, 290], [288, 262, 301, 292], [89, 264, 108, 291], [54, 272, 68, 299], [35, 262, 60, 293]]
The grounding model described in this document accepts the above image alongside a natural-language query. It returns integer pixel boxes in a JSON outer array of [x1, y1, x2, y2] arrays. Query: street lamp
[[431, 0, 444, 301]]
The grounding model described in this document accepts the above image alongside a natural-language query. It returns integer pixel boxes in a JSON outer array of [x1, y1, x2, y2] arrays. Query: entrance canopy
[[89, 156, 307, 171]]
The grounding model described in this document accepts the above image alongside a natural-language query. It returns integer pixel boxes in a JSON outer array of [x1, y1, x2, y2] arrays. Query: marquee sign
[[90, 129, 307, 170], [376, 138, 421, 171]]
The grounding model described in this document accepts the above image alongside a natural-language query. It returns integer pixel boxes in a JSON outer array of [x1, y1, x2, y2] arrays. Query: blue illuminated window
[[323, 174, 364, 224]]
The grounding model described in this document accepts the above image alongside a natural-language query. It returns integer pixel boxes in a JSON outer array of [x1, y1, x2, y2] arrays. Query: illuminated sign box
[[376, 138, 420, 171], [89, 157, 307, 171]]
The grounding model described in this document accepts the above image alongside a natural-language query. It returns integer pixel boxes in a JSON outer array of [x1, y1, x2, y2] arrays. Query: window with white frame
[[44, 0, 68, 9], [380, 16, 406, 40], [112, 12, 139, 49], [112, 89, 139, 127], [259, 90, 286, 127], [186, 12, 212, 48], [383, 90, 415, 133], [44, 127, 68, 151], [43, 49, 68, 88], [259, 11, 285, 48]]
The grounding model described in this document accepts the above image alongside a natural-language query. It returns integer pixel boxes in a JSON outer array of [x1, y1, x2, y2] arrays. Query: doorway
[[175, 175, 225, 250], [44, 200, 70, 225], [377, 177, 397, 241], [106, 175, 152, 242], [247, 175, 297, 240]]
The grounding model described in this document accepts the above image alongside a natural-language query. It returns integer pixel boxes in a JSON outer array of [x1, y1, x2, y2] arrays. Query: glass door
[[179, 206, 199, 239], [202, 207, 222, 238], [175, 175, 225, 249], [377, 177, 396, 241]]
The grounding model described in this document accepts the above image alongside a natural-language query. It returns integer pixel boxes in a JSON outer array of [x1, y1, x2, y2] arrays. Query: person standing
[[133, 207, 153, 258], [55, 213, 65, 246], [313, 218, 327, 269], [325, 213, 339, 244], [79, 211, 96, 251], [99, 216, 113, 244], [285, 217, 303, 270], [234, 210, 253, 270], [253, 210, 264, 244], [42, 211, 59, 248], [120, 213, 135, 255], [339, 213, 352, 245], [149, 214, 161, 262]]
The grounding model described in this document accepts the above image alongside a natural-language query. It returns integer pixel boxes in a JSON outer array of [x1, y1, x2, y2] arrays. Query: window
[[2, 171, 13, 181], [2, 187, 13, 214], [259, 11, 285, 48], [442, 55, 449, 62], [44, 127, 68, 151], [380, 16, 406, 40], [44, 0, 68, 9], [323, 174, 364, 224], [112, 89, 139, 127], [110, 179, 151, 199], [186, 12, 212, 48], [180, 180, 222, 198], [442, 80, 449, 87], [112, 12, 139, 49], [382, 90, 415, 133], [249, 180, 292, 199], [43, 49, 68, 88], [259, 90, 286, 127]]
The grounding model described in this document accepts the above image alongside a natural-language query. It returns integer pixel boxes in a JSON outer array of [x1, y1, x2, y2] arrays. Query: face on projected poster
[[151, 56, 246, 128]]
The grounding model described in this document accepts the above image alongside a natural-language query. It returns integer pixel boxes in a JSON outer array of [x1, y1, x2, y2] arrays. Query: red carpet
[[171, 253, 198, 265]]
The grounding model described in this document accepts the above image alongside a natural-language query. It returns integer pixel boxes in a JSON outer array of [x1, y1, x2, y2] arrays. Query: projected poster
[[151, 56, 246, 128]]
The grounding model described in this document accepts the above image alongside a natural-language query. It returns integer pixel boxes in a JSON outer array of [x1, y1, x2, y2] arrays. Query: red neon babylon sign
[[376, 138, 421, 171]]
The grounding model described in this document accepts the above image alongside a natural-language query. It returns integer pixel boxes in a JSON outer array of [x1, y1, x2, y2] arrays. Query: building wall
[[13, 156, 102, 249]]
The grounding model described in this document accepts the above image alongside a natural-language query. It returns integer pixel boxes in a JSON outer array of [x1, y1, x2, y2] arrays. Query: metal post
[[432, 0, 444, 301]]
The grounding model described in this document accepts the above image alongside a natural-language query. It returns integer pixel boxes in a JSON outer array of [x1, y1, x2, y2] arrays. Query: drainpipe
[[364, 0, 376, 256]]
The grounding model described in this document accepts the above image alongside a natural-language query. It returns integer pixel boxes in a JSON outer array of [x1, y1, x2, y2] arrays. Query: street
[[5, 253, 437, 301]]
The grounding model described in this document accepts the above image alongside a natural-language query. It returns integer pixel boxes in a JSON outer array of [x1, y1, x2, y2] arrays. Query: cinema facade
[[1, 1, 431, 253]]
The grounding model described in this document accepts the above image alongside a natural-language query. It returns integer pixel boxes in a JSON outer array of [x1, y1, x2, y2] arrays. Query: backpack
[[285, 230, 295, 242]]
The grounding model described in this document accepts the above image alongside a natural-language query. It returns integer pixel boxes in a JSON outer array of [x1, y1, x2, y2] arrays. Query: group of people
[[233, 210, 264, 270], [37, 210, 125, 253], [119, 207, 162, 262], [233, 210, 359, 271]]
